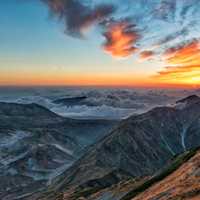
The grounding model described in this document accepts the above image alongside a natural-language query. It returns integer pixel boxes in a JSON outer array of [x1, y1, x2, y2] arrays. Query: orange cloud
[[164, 40, 200, 65], [103, 21, 139, 57], [158, 65, 200, 76], [140, 50, 154, 60], [154, 40, 200, 86]]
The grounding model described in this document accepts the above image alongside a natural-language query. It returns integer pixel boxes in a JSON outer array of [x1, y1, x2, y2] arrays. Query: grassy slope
[[120, 147, 199, 200], [37, 148, 199, 200]]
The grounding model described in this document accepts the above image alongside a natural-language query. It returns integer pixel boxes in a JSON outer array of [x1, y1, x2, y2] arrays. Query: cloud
[[102, 20, 140, 58], [164, 39, 200, 65], [157, 65, 200, 77], [41, 0, 115, 37], [155, 28, 189, 46], [39, 0, 200, 85], [140, 50, 154, 60], [154, 40, 200, 84], [154, 65, 200, 85], [154, 0, 177, 22]]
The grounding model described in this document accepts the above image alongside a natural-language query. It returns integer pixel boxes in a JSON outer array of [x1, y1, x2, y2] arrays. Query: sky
[[0, 0, 200, 88]]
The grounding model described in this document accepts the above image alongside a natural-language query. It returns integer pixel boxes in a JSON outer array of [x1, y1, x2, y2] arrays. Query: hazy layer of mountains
[[0, 93, 200, 200], [1, 87, 199, 119]]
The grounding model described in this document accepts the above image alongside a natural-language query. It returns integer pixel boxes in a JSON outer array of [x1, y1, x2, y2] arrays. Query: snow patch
[[1, 151, 29, 165], [52, 144, 74, 156], [160, 134, 175, 155], [181, 127, 188, 151], [0, 131, 30, 148]]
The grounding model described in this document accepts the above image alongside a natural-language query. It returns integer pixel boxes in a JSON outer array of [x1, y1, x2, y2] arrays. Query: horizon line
[[0, 84, 199, 90]]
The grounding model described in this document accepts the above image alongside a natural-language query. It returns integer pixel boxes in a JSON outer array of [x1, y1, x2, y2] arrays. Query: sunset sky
[[0, 0, 200, 87]]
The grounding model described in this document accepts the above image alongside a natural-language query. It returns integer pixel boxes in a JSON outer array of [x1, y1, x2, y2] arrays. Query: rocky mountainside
[[130, 148, 200, 200], [43, 95, 200, 199], [0, 102, 117, 200], [68, 148, 199, 200]]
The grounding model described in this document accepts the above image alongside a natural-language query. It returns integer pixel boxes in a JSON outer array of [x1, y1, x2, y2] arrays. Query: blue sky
[[0, 0, 200, 87]]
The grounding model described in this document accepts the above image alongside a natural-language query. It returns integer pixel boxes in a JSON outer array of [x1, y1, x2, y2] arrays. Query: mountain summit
[[176, 95, 200, 106]]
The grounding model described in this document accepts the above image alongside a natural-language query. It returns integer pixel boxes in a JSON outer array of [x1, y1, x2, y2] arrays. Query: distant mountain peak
[[176, 95, 200, 105]]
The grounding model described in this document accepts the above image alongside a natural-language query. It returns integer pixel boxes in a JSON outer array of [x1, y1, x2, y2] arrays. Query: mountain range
[[0, 95, 200, 200], [0, 102, 117, 200], [36, 95, 200, 200]]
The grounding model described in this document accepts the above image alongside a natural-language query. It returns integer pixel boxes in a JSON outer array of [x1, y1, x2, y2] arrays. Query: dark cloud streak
[[41, 0, 115, 37], [156, 28, 189, 46], [140, 50, 154, 60]]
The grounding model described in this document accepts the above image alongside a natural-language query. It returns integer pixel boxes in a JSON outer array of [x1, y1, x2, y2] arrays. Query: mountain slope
[[47, 95, 200, 196], [131, 148, 200, 200], [0, 102, 117, 200], [72, 148, 199, 200]]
